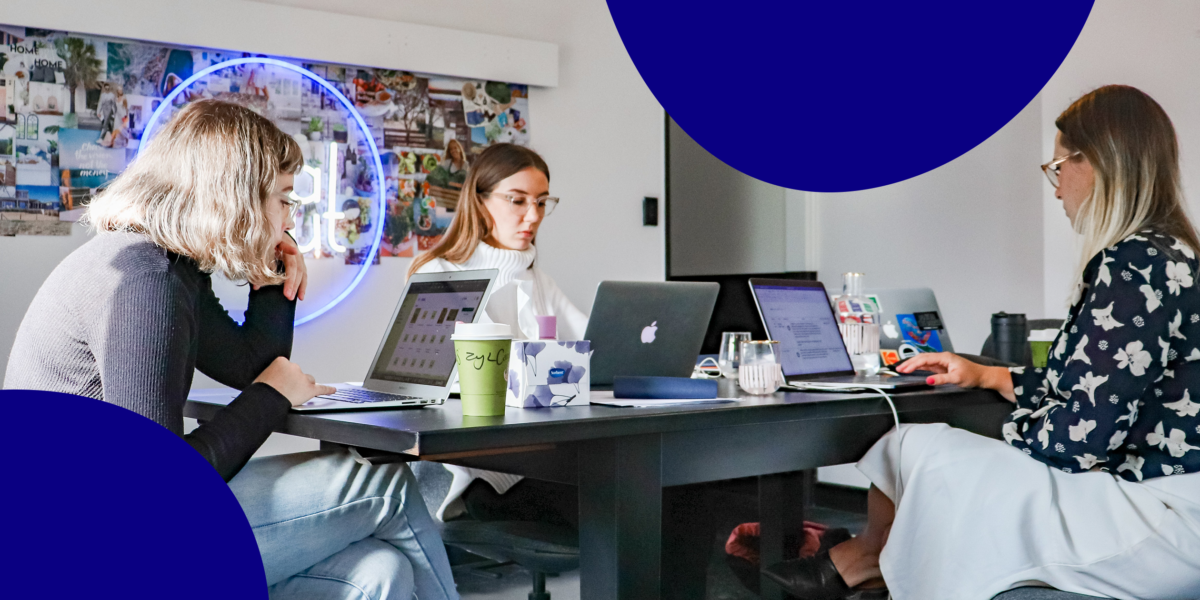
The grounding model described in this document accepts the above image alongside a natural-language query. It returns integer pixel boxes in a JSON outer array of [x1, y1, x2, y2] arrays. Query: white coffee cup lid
[[451, 322, 512, 340], [1028, 329, 1058, 342]]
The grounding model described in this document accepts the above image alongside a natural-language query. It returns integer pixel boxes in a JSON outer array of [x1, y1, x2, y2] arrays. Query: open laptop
[[748, 278, 929, 389], [295, 269, 499, 411], [865, 287, 955, 356], [585, 281, 719, 387]]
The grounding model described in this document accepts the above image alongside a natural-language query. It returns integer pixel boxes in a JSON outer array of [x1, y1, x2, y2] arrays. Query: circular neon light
[[139, 57, 386, 326]]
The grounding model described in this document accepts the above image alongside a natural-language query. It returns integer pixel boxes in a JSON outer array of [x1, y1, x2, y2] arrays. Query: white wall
[[0, 0, 667, 389], [808, 96, 1045, 355], [1039, 0, 1200, 318]]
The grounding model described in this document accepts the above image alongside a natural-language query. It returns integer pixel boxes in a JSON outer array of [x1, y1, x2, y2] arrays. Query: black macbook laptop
[[584, 281, 719, 387]]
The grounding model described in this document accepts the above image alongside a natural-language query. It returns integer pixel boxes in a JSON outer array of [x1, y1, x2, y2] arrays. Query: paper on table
[[589, 390, 739, 408]]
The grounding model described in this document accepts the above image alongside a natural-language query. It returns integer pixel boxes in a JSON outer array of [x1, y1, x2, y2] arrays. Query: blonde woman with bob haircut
[[765, 85, 1200, 600], [5, 100, 459, 600]]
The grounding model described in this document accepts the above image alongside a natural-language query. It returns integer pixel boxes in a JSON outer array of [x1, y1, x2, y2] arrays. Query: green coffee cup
[[1029, 341, 1052, 368], [452, 323, 513, 417], [1028, 329, 1058, 369]]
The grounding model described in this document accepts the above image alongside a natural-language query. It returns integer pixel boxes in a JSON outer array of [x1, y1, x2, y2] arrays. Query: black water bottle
[[991, 312, 1027, 365]]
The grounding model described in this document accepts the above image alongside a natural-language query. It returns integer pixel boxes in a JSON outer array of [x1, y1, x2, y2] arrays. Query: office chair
[[993, 588, 1108, 599], [439, 520, 579, 600], [410, 461, 579, 600]]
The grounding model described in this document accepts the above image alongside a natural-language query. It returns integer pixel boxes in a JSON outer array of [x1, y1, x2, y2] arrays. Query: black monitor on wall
[[667, 271, 817, 355]]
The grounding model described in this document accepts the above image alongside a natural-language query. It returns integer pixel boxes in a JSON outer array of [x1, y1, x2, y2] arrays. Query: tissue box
[[506, 340, 592, 407]]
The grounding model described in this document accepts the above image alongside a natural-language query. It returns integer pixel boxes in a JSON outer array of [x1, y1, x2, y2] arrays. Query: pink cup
[[536, 315, 557, 340]]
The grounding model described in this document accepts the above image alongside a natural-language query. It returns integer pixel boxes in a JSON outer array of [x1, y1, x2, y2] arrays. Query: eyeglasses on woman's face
[[487, 192, 560, 217], [1041, 151, 1083, 188]]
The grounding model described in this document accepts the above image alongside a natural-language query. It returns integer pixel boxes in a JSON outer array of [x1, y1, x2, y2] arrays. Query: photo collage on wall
[[0, 23, 533, 264]]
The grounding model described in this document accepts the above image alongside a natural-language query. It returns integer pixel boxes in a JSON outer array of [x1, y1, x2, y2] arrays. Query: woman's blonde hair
[[407, 143, 549, 277], [1058, 85, 1200, 279], [86, 99, 303, 286]]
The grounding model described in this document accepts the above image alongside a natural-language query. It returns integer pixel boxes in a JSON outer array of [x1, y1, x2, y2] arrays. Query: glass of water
[[718, 331, 752, 379], [738, 340, 783, 395], [839, 322, 881, 376]]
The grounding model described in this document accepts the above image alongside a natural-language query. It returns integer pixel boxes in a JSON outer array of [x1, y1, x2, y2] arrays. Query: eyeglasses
[[1040, 151, 1082, 188], [487, 192, 560, 217]]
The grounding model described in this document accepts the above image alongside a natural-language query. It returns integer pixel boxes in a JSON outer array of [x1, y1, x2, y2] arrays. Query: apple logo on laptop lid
[[641, 321, 658, 344]]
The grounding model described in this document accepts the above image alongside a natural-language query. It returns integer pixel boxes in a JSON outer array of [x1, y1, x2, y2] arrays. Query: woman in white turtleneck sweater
[[409, 145, 716, 599], [409, 144, 586, 339], [407, 143, 586, 524]]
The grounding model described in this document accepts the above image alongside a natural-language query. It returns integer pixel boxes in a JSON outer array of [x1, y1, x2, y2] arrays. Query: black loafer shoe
[[845, 584, 889, 600], [761, 553, 852, 600]]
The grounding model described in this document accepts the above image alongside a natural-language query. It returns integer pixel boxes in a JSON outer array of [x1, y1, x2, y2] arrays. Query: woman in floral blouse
[[764, 85, 1200, 600]]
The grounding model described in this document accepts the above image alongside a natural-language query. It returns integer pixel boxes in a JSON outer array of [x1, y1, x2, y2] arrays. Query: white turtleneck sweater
[[416, 241, 589, 519]]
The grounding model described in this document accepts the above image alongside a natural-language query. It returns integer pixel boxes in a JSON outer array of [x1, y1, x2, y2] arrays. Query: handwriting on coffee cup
[[459, 348, 509, 371]]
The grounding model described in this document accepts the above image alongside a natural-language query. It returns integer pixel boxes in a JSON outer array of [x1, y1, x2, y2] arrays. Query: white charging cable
[[786, 382, 900, 431], [786, 382, 903, 600]]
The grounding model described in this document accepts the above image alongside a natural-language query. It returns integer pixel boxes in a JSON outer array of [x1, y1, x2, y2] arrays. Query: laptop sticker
[[896, 313, 943, 352]]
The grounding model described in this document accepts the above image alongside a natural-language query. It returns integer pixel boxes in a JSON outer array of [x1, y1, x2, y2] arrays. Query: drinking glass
[[839, 322, 881, 376], [738, 340, 783, 395], [718, 331, 752, 379]]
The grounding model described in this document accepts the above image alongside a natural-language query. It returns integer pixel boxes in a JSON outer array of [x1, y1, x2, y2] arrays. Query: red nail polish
[[926, 376, 935, 384]]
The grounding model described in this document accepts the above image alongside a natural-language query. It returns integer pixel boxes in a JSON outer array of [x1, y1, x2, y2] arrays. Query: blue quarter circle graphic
[[607, 2, 1095, 192], [0, 390, 266, 598], [139, 57, 386, 326]]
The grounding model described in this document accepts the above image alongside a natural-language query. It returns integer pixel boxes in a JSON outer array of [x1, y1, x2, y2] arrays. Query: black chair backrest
[[667, 271, 817, 355], [980, 318, 1064, 365]]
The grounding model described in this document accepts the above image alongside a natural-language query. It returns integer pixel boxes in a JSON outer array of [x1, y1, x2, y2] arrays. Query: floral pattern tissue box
[[507, 340, 592, 407]]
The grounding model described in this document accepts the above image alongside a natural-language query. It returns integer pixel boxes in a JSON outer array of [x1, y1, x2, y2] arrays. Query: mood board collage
[[0, 23, 532, 263]]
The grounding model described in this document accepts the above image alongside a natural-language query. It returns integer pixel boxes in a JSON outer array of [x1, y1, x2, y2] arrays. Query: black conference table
[[187, 380, 1012, 600]]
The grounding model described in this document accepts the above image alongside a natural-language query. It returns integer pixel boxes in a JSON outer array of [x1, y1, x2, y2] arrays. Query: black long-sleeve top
[[4, 232, 294, 481], [1006, 230, 1200, 481]]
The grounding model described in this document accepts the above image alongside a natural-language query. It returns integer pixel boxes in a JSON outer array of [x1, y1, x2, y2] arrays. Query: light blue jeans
[[228, 450, 459, 600]]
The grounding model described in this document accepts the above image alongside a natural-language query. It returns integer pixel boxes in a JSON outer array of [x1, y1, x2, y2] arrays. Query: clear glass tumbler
[[738, 340, 783, 395], [838, 322, 881, 376], [718, 331, 752, 379]]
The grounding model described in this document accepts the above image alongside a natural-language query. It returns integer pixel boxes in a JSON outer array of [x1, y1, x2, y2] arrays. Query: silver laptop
[[748, 278, 929, 389], [865, 287, 955, 356], [295, 269, 499, 411], [584, 281, 719, 387]]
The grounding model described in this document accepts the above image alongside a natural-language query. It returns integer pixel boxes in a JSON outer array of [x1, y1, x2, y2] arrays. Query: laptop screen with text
[[752, 284, 854, 377], [368, 279, 490, 387]]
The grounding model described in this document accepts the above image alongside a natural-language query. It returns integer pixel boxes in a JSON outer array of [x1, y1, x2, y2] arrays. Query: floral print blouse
[[1006, 231, 1200, 482]]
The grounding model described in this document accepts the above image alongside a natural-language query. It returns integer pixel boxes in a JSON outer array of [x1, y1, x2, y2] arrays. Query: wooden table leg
[[759, 469, 814, 600], [578, 434, 663, 600]]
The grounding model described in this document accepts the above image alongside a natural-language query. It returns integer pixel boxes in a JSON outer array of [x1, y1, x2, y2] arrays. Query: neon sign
[[138, 57, 385, 326]]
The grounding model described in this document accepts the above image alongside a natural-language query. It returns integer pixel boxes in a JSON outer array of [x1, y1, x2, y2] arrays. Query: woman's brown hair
[[1057, 85, 1200, 277], [407, 143, 549, 277], [86, 99, 303, 286]]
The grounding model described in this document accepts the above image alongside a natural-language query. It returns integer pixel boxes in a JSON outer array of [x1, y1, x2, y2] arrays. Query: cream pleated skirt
[[856, 424, 1200, 600]]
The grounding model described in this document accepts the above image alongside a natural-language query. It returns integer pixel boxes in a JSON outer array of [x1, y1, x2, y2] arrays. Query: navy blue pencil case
[[612, 376, 718, 399]]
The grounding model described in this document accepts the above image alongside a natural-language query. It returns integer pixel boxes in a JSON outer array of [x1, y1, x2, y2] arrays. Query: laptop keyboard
[[320, 388, 427, 405]]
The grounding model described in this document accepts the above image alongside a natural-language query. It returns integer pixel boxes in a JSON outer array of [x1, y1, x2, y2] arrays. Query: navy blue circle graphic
[[609, 2, 1094, 192], [0, 390, 265, 598]]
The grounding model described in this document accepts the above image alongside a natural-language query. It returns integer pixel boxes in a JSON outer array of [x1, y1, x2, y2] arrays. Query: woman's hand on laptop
[[255, 357, 337, 407], [897, 352, 1015, 403]]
